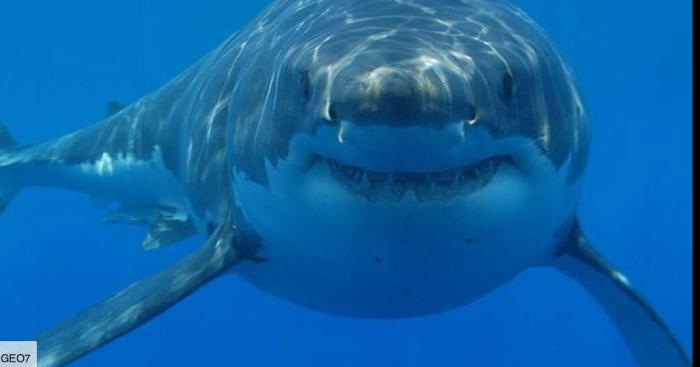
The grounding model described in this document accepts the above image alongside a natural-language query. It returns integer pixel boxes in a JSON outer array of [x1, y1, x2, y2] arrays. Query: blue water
[[0, 1, 692, 366]]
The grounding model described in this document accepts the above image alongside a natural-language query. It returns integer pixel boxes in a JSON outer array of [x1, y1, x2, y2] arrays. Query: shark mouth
[[313, 155, 512, 202]]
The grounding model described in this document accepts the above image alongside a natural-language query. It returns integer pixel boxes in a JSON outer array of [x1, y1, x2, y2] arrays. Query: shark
[[0, 0, 690, 366]]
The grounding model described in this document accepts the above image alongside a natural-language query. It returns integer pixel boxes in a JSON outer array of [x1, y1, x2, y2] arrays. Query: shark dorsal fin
[[106, 101, 126, 117], [0, 120, 17, 150]]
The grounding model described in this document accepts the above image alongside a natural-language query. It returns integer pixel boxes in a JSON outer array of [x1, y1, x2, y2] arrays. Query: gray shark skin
[[0, 0, 690, 366]]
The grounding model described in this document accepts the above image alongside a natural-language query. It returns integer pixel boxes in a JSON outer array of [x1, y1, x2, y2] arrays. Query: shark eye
[[501, 72, 514, 102], [300, 71, 312, 101]]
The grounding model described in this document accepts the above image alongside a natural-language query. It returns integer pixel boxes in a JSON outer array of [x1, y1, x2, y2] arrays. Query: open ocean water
[[0, 1, 692, 366]]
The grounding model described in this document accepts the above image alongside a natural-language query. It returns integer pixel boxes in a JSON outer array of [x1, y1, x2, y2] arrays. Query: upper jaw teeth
[[320, 155, 508, 202]]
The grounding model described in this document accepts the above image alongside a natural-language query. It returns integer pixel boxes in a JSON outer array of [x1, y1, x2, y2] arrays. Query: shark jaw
[[287, 121, 522, 204], [312, 153, 513, 203]]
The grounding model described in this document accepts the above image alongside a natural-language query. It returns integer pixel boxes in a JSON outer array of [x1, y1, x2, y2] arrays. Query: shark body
[[0, 0, 690, 366]]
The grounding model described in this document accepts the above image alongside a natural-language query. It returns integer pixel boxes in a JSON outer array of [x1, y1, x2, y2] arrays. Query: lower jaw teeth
[[325, 157, 504, 202]]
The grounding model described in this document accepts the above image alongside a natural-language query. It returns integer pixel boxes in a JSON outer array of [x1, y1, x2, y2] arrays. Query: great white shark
[[0, 0, 690, 366]]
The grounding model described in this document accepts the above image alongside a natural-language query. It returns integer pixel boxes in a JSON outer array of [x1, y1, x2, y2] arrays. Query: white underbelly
[[232, 159, 580, 318]]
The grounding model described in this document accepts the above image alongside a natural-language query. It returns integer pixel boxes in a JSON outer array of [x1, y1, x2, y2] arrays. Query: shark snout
[[328, 61, 475, 128], [301, 56, 506, 194]]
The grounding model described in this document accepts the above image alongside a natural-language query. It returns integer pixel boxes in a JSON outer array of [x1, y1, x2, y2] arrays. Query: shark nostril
[[467, 104, 478, 124], [327, 103, 339, 123]]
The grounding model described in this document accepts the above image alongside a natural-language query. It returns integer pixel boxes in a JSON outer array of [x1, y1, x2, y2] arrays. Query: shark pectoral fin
[[553, 221, 691, 367], [37, 221, 241, 367]]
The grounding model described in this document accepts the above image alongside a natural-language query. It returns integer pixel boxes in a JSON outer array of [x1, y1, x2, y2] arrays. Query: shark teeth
[[322, 155, 509, 202]]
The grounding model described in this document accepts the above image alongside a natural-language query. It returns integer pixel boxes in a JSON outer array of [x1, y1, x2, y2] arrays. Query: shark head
[[227, 0, 591, 317]]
